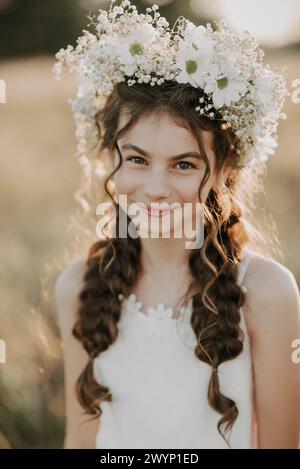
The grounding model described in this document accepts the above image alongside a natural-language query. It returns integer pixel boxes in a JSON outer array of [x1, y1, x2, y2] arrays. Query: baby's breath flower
[[53, 0, 288, 170]]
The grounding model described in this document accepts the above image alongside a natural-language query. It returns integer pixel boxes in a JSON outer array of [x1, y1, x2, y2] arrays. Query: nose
[[143, 169, 171, 201]]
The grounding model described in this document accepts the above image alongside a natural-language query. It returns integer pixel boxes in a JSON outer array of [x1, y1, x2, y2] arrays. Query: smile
[[137, 203, 174, 218]]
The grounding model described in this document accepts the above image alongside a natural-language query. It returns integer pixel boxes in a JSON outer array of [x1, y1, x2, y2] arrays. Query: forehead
[[117, 109, 215, 158]]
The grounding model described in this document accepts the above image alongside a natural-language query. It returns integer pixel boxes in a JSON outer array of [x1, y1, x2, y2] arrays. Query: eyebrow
[[120, 143, 202, 161]]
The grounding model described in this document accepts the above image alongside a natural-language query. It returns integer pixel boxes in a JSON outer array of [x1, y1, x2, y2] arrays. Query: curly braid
[[188, 194, 247, 446], [72, 235, 142, 416], [71, 80, 254, 447]]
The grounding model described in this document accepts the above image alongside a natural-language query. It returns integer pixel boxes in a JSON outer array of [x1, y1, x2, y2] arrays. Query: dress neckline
[[118, 292, 193, 322], [118, 252, 250, 323]]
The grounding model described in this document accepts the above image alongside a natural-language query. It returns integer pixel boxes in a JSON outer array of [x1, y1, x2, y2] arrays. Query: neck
[[139, 236, 192, 277]]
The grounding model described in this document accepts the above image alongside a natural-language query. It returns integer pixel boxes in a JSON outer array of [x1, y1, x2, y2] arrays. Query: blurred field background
[[0, 0, 300, 449]]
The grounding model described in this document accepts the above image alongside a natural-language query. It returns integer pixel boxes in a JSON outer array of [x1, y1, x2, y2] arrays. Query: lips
[[138, 203, 173, 218]]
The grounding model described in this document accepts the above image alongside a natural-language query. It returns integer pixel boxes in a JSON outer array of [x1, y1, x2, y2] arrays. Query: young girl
[[53, 0, 300, 449]]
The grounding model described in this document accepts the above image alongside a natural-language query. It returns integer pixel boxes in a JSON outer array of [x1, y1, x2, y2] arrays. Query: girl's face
[[109, 111, 229, 239]]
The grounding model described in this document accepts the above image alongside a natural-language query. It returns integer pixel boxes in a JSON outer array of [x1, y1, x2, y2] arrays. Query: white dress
[[93, 249, 257, 449]]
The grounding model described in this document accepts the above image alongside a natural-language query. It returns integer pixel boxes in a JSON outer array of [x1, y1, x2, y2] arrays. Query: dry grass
[[0, 52, 299, 448]]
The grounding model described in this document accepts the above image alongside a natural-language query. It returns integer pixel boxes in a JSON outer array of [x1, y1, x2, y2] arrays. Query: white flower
[[176, 23, 215, 88], [77, 73, 94, 96], [146, 303, 174, 321], [204, 62, 248, 109], [144, 304, 175, 341], [253, 74, 275, 111], [120, 295, 176, 341], [53, 0, 288, 173], [114, 24, 158, 76], [254, 134, 278, 161], [122, 293, 142, 315]]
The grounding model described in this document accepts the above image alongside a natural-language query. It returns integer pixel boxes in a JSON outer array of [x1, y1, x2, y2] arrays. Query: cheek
[[113, 167, 143, 196], [177, 172, 213, 203]]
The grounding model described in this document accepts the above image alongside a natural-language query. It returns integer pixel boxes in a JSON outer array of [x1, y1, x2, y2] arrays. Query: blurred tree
[[0, 0, 211, 59], [0, 0, 83, 58]]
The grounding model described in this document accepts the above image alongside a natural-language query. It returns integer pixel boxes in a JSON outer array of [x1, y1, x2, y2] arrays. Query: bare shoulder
[[54, 256, 100, 449], [242, 248, 300, 340], [55, 256, 87, 304], [54, 256, 87, 334]]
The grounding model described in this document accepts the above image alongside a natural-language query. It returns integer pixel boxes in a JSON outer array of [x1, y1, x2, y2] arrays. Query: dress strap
[[237, 250, 252, 288]]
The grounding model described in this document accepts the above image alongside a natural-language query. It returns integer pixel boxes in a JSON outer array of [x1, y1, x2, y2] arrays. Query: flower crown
[[53, 0, 288, 175]]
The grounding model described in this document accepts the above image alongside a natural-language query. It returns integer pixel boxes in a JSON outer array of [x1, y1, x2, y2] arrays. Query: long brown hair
[[71, 80, 272, 447]]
